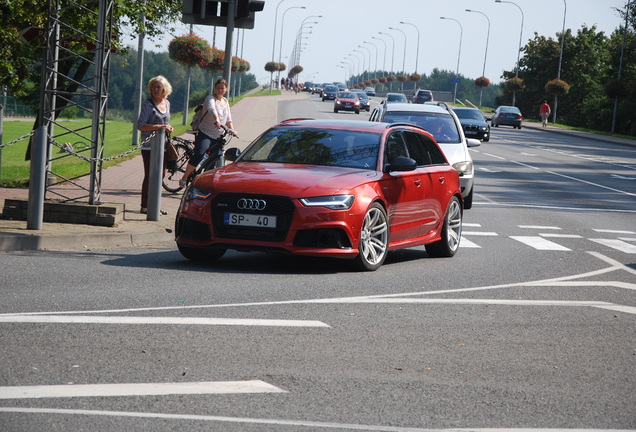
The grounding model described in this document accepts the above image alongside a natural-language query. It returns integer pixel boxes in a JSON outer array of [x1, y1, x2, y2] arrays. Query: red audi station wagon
[[175, 119, 463, 271]]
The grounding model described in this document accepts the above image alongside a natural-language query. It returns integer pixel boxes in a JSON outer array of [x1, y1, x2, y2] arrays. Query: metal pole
[[27, 126, 47, 230], [388, 27, 407, 74], [553, 0, 567, 124], [400, 21, 420, 73], [495, 0, 524, 106], [440, 17, 463, 104], [465, 9, 491, 107], [132, 1, 145, 146], [182, 23, 193, 125], [223, 0, 236, 88], [612, 0, 630, 133], [146, 128, 164, 221], [270, 0, 287, 93]]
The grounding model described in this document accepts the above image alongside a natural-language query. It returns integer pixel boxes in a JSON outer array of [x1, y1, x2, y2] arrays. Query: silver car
[[369, 102, 480, 209]]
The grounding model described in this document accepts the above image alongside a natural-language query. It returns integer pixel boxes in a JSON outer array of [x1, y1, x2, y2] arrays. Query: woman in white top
[[181, 78, 236, 186]]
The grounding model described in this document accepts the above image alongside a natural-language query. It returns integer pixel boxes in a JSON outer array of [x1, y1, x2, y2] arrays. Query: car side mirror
[[224, 147, 241, 162], [466, 138, 481, 148], [386, 156, 417, 172]]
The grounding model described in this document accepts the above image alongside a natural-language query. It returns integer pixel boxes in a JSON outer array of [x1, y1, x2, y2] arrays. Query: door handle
[[438, 176, 445, 183]]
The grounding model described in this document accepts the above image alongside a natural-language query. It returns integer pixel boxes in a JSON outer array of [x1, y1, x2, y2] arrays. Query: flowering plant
[[239, 60, 250, 73], [410, 73, 421, 82], [378, 76, 387, 84], [474, 76, 490, 88], [397, 74, 408, 83], [505, 77, 525, 91], [387, 75, 396, 82], [168, 34, 211, 68], [371, 78, 379, 85], [205, 48, 224, 73], [544, 78, 570, 96]]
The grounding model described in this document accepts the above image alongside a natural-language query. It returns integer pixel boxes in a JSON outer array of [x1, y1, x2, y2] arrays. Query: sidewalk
[[1, 94, 634, 251], [0, 90, 303, 251]]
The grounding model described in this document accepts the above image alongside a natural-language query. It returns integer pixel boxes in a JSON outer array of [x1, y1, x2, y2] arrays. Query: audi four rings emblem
[[237, 198, 267, 210]]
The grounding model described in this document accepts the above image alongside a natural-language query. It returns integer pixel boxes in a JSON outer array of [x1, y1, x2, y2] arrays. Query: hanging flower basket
[[545, 78, 570, 96], [387, 75, 396, 82], [239, 60, 250, 73], [604, 79, 630, 98], [397, 74, 408, 83], [378, 76, 387, 84], [506, 77, 525, 91], [364, 80, 372, 87], [168, 33, 212, 68], [277, 62, 287, 72], [205, 48, 225, 73], [290, 65, 303, 76], [410, 73, 421, 82], [371, 78, 379, 85], [474, 76, 490, 88], [264, 61, 278, 72]]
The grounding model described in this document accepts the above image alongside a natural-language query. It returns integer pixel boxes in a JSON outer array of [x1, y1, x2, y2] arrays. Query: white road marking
[[459, 237, 481, 248], [461, 231, 498, 236], [0, 407, 631, 432], [0, 315, 330, 327], [518, 225, 561, 230], [0, 380, 286, 400], [510, 236, 571, 251], [589, 239, 636, 253], [593, 229, 636, 234], [540, 233, 582, 238], [462, 223, 482, 227]]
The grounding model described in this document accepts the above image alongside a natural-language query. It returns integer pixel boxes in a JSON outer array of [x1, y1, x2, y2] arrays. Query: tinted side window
[[403, 131, 432, 166], [420, 134, 447, 165], [384, 131, 408, 164]]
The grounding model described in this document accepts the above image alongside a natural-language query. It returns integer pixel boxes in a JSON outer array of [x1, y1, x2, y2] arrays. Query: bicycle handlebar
[[216, 123, 239, 139]]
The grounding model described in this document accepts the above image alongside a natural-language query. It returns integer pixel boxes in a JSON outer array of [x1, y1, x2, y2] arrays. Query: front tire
[[463, 186, 473, 210], [354, 203, 389, 271], [425, 196, 462, 258]]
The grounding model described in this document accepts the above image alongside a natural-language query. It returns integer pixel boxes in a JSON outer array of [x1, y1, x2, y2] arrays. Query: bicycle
[[162, 135, 195, 193], [162, 126, 238, 193]]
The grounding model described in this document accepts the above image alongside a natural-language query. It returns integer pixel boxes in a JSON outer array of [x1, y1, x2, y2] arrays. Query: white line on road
[[0, 407, 631, 432], [459, 237, 481, 248], [0, 380, 286, 400], [0, 315, 330, 327], [510, 236, 571, 251], [461, 231, 499, 236], [518, 225, 562, 230], [589, 239, 636, 253]]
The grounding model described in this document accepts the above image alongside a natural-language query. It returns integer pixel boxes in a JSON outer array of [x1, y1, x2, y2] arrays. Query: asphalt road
[[1, 95, 635, 431]]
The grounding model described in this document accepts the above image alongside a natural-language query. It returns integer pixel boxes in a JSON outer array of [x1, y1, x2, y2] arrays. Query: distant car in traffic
[[364, 87, 376, 96], [322, 85, 339, 101], [334, 91, 361, 114], [350, 89, 371, 112], [382, 92, 408, 104], [491, 105, 523, 129], [452, 107, 490, 142], [174, 119, 464, 271], [413, 89, 434, 104]]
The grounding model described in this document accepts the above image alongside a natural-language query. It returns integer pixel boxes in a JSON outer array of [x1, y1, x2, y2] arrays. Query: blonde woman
[[180, 77, 236, 187], [137, 75, 174, 214]]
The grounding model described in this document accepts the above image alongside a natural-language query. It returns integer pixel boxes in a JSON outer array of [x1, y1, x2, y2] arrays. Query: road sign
[[452, 77, 461, 83], [19, 27, 45, 43]]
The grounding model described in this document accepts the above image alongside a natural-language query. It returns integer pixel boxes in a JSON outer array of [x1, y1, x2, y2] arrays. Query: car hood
[[439, 142, 471, 164], [195, 162, 379, 197], [458, 119, 488, 127]]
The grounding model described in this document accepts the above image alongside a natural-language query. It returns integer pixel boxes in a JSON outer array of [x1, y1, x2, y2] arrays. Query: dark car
[[322, 85, 339, 101], [175, 119, 463, 271], [351, 89, 371, 111], [364, 86, 376, 96], [452, 107, 490, 142], [413, 89, 434, 104], [492, 105, 523, 129], [334, 91, 361, 114], [383, 92, 408, 104]]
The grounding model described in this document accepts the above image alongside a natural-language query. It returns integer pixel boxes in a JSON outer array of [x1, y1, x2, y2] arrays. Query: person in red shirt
[[539, 101, 551, 127]]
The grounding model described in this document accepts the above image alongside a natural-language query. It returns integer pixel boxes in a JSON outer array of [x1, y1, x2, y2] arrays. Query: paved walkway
[[0, 93, 634, 251]]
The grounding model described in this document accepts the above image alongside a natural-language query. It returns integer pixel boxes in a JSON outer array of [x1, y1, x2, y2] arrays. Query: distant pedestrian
[[137, 75, 173, 215], [539, 101, 551, 127]]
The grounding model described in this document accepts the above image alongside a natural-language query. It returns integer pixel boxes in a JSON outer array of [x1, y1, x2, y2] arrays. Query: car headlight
[[479, 126, 488, 131], [452, 161, 473, 177], [299, 195, 355, 210], [184, 186, 212, 201]]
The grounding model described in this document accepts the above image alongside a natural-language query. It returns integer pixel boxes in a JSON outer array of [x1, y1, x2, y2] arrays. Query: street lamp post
[[440, 17, 463, 103], [465, 9, 491, 107], [363, 41, 378, 79], [378, 31, 395, 89], [358, 45, 372, 81], [270, 0, 288, 92], [353, 49, 367, 82], [495, 0, 524, 106], [400, 21, 420, 73], [277, 6, 305, 87], [553, 0, 567, 124], [371, 36, 387, 73], [388, 26, 407, 74]]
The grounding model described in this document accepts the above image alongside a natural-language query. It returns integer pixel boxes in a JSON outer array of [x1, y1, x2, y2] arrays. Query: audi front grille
[[211, 193, 295, 242]]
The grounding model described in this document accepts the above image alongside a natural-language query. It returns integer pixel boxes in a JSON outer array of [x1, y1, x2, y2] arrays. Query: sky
[[128, 0, 629, 86]]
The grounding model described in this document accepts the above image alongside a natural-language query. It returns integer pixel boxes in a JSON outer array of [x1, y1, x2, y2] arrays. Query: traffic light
[[182, 0, 265, 29]]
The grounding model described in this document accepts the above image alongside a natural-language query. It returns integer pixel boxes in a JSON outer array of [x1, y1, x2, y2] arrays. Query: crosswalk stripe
[[459, 237, 481, 248], [461, 231, 498, 236], [540, 233, 582, 238], [0, 380, 286, 400], [510, 236, 571, 251], [589, 239, 636, 253], [0, 315, 330, 327]]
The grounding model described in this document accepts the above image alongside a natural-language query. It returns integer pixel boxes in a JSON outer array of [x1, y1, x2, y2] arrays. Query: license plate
[[224, 213, 277, 228], [465, 130, 477, 135]]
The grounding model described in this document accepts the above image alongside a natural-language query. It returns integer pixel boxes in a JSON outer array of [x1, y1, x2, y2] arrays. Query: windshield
[[382, 112, 461, 143], [240, 127, 380, 170], [454, 110, 484, 121]]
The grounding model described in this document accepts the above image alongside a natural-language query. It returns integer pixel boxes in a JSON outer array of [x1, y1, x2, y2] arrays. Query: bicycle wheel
[[162, 143, 190, 193]]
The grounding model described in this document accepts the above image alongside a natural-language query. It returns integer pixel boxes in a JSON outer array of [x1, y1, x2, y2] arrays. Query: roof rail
[[385, 122, 428, 133]]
